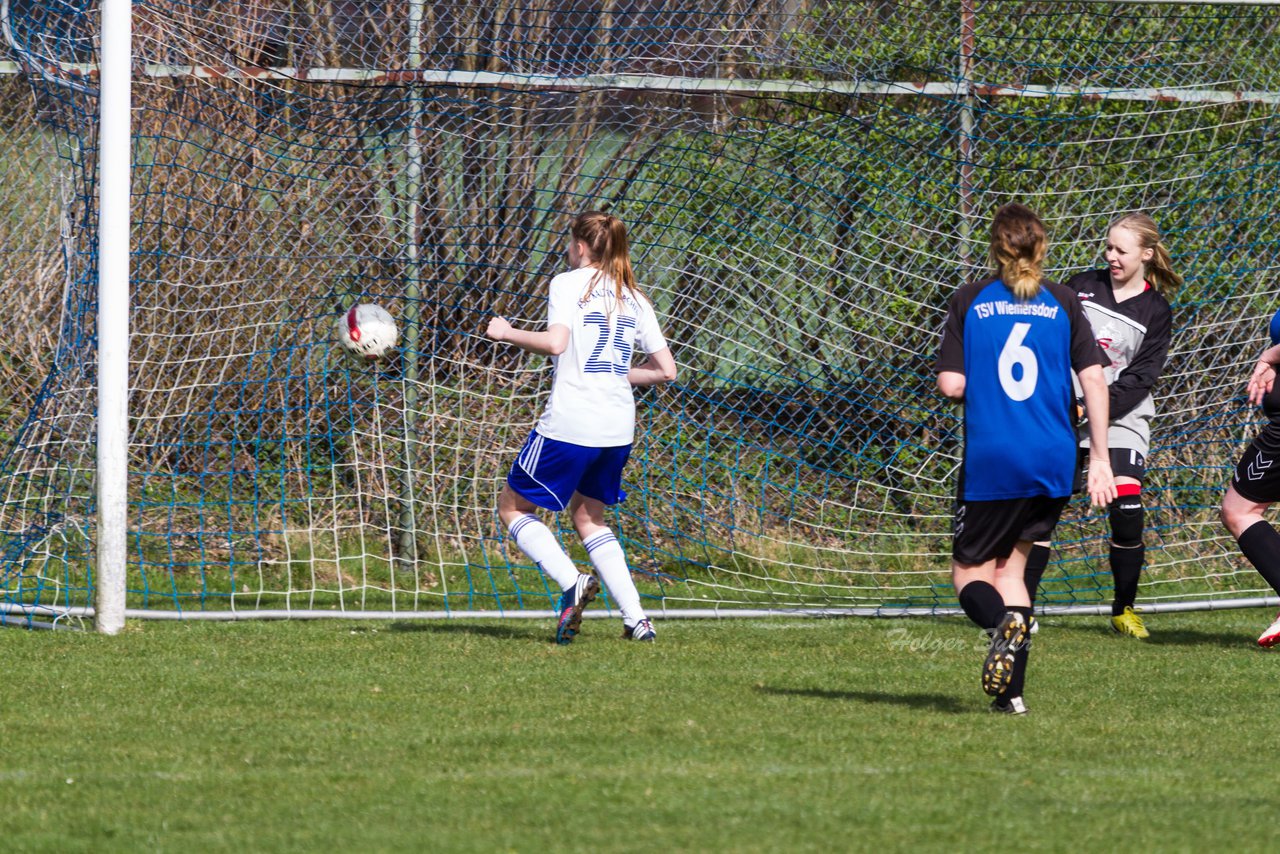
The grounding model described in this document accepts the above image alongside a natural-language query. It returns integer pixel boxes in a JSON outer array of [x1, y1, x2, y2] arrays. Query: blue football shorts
[[507, 430, 632, 511]]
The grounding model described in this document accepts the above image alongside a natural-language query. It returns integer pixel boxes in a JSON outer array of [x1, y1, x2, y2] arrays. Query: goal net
[[0, 0, 1277, 623]]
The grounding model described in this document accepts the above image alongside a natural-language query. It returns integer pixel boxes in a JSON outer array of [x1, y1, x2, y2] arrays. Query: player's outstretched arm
[[1079, 363, 1117, 507], [629, 347, 677, 387], [485, 316, 569, 356]]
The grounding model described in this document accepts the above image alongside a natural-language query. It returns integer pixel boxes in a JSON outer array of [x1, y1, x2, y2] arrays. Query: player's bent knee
[[1219, 501, 1237, 534], [570, 501, 602, 529], [1109, 495, 1144, 548], [1220, 489, 1269, 539]]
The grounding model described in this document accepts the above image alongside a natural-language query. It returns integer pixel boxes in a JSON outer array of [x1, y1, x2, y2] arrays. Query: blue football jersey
[[937, 278, 1107, 501]]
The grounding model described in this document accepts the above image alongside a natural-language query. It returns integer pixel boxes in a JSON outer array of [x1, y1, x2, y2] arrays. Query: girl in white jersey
[[485, 211, 677, 645]]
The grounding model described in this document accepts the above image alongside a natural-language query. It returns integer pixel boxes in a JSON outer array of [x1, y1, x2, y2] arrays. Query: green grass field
[[2, 608, 1276, 852]]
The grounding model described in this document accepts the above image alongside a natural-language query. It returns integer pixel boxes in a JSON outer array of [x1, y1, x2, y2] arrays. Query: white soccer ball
[[335, 303, 399, 360]]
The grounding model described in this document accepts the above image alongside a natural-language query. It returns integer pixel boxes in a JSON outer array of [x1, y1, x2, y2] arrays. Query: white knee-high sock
[[583, 528, 645, 625], [508, 514, 579, 590]]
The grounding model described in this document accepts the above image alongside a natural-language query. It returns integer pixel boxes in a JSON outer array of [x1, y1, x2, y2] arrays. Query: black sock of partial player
[[1024, 544, 1050, 610], [958, 580, 1005, 630], [1237, 520, 1280, 597], [1110, 544, 1144, 615], [1005, 605, 1033, 699]]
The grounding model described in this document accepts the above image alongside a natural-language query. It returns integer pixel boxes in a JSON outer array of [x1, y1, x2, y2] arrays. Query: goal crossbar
[[3, 61, 1280, 106]]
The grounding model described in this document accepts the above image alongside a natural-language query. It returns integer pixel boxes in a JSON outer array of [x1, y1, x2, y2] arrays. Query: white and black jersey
[[1067, 268, 1173, 458]]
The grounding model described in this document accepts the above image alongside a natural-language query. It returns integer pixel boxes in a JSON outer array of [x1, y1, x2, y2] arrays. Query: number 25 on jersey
[[582, 312, 636, 376]]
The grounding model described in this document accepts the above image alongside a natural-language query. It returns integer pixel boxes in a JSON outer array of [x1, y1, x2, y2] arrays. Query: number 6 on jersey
[[998, 322, 1037, 401]]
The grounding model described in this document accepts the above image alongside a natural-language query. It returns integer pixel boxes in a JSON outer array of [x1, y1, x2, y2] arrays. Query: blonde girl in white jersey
[[485, 211, 677, 644]]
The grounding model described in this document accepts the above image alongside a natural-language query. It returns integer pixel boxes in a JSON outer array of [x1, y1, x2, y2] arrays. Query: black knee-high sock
[[1006, 605, 1033, 699], [1237, 520, 1280, 596], [1024, 544, 1051, 610], [1110, 544, 1144, 615], [958, 580, 1005, 630]]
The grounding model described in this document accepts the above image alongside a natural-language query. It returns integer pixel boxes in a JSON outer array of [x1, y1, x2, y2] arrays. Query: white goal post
[[93, 0, 131, 634]]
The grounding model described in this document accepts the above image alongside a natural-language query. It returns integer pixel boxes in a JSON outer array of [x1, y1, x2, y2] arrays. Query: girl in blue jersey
[[936, 203, 1116, 714], [485, 211, 677, 645]]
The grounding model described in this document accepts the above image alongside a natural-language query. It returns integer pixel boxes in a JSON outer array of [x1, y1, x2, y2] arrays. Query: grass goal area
[[0, 611, 1275, 848], [1, 1, 1278, 622]]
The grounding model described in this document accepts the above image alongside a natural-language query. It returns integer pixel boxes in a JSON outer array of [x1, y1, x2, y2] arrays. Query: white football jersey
[[535, 266, 667, 446]]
